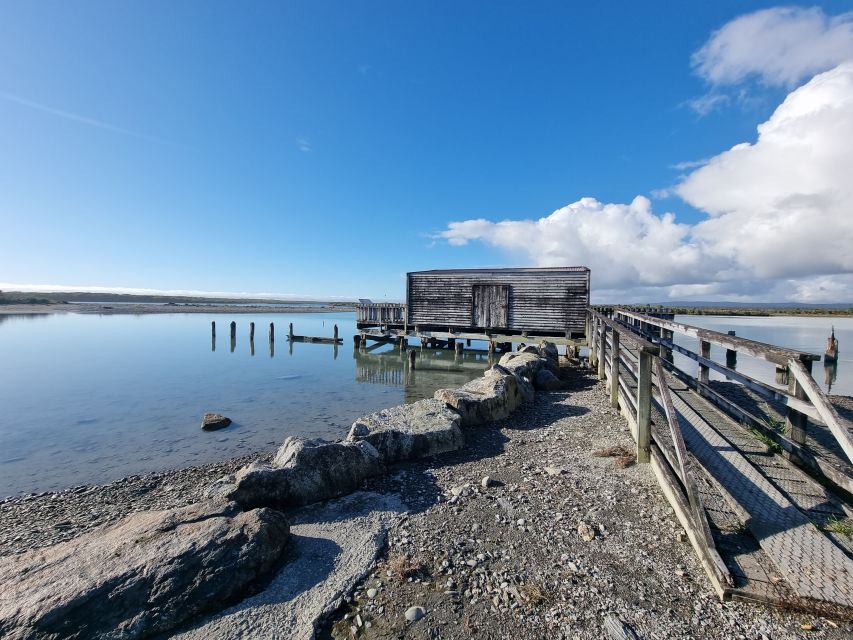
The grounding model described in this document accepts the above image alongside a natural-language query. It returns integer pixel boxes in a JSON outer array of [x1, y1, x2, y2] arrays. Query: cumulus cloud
[[439, 63, 853, 303], [693, 6, 853, 87]]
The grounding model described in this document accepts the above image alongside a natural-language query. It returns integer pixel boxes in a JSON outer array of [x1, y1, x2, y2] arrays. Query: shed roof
[[408, 266, 589, 275]]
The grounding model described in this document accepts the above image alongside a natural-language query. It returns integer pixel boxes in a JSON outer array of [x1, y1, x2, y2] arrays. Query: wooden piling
[[725, 331, 737, 369], [354, 334, 362, 348], [230, 321, 236, 340], [249, 322, 255, 341], [211, 321, 216, 338], [699, 340, 711, 384], [211, 321, 216, 352], [288, 323, 294, 341], [334, 324, 339, 343], [421, 336, 429, 349], [408, 349, 416, 369], [269, 322, 275, 342], [455, 341, 464, 355]]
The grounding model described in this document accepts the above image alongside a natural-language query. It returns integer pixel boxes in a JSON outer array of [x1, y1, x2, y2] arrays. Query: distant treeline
[[599, 304, 853, 317], [0, 291, 355, 306]]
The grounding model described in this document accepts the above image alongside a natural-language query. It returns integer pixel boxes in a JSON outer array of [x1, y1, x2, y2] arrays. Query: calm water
[[0, 312, 491, 496], [670, 315, 852, 396]]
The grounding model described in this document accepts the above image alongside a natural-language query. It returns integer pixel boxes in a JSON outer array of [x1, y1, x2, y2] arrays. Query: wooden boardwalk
[[588, 309, 853, 618]]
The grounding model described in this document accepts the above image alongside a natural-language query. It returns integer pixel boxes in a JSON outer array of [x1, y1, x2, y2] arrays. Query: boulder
[[434, 368, 525, 426], [0, 501, 289, 640], [202, 413, 232, 430], [348, 399, 464, 463], [534, 368, 563, 391], [498, 351, 546, 379], [538, 341, 560, 372], [228, 438, 384, 510], [518, 345, 539, 354]]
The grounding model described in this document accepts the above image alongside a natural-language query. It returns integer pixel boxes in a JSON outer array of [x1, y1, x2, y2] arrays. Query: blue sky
[[2, 2, 853, 302]]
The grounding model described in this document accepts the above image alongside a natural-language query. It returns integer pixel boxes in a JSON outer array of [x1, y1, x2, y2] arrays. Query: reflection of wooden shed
[[406, 267, 590, 338]]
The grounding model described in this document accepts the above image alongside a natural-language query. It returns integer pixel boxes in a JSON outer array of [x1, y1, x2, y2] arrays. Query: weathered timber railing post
[[610, 330, 620, 408], [598, 323, 606, 380], [590, 317, 598, 367], [699, 340, 711, 384], [636, 350, 652, 463], [661, 328, 673, 362], [785, 357, 811, 447]]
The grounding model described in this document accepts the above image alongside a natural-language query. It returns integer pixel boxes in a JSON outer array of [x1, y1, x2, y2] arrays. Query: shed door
[[472, 284, 509, 329]]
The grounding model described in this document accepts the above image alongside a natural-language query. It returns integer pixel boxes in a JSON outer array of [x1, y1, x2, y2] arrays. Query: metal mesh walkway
[[669, 388, 853, 610]]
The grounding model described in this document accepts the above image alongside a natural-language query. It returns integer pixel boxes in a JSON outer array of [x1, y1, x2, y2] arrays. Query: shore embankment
[[0, 302, 352, 315], [2, 366, 849, 638]]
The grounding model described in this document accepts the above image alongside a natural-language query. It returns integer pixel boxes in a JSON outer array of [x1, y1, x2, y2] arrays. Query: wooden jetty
[[588, 307, 853, 617], [357, 266, 590, 349], [286, 322, 343, 344]]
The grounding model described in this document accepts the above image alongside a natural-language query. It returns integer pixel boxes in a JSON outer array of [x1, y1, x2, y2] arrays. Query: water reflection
[[353, 346, 493, 404], [0, 313, 52, 326], [825, 360, 838, 394]]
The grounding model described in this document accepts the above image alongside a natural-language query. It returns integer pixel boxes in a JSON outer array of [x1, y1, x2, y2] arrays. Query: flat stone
[[0, 501, 289, 640], [228, 438, 384, 510], [405, 605, 426, 622], [202, 413, 232, 431], [347, 399, 464, 463]]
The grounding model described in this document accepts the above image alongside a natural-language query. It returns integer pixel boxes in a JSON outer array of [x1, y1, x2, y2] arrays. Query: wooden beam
[[789, 358, 853, 464], [636, 351, 652, 463]]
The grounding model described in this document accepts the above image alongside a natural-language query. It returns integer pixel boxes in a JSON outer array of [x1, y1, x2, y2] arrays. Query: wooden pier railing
[[610, 308, 853, 493], [356, 303, 406, 326]]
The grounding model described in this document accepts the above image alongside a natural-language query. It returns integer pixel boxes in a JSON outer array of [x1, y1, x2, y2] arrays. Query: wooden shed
[[405, 267, 590, 338]]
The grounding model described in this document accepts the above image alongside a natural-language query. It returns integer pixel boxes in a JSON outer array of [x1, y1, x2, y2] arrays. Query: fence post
[[636, 350, 652, 463], [610, 330, 620, 408], [598, 324, 606, 380], [785, 357, 811, 446], [590, 318, 598, 366], [699, 340, 711, 384]]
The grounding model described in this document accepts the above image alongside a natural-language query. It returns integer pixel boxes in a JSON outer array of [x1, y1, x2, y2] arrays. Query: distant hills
[[0, 290, 355, 306]]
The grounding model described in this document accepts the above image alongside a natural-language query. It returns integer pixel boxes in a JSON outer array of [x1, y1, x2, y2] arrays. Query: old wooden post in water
[[288, 323, 294, 341], [211, 321, 216, 352], [333, 324, 339, 343], [408, 349, 416, 370], [230, 321, 236, 353], [726, 331, 737, 369], [249, 322, 255, 341]]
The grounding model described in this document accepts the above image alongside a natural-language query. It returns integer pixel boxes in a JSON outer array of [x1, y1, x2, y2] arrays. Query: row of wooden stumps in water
[[210, 321, 341, 357]]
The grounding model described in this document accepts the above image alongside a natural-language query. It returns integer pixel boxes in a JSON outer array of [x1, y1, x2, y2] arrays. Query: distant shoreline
[[0, 302, 353, 315]]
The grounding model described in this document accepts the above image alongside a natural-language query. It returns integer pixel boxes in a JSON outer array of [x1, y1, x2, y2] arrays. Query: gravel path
[[321, 369, 852, 639]]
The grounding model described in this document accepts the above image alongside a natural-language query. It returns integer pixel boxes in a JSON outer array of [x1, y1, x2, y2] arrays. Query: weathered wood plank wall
[[406, 267, 590, 335]]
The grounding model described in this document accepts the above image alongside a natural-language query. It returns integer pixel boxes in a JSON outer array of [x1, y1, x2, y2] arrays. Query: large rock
[[434, 367, 526, 426], [202, 413, 232, 430], [498, 351, 546, 379], [348, 399, 464, 463], [538, 340, 560, 372], [0, 501, 289, 640], [228, 438, 383, 510], [534, 368, 563, 391]]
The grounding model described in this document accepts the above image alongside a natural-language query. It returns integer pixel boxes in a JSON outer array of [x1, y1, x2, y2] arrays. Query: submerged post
[[636, 351, 652, 463]]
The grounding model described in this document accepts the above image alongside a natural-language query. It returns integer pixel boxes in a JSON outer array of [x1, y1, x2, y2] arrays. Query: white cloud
[[296, 137, 312, 152], [679, 62, 853, 279], [439, 64, 853, 303], [693, 6, 853, 87]]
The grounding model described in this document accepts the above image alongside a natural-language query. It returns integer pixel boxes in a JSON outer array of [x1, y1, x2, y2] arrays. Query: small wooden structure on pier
[[357, 266, 590, 348]]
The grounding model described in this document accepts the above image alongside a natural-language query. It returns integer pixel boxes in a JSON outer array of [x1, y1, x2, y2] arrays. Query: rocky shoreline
[[1, 352, 851, 638]]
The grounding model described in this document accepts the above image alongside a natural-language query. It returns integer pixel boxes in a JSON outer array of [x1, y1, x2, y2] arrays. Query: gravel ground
[[0, 454, 263, 558], [320, 368, 852, 640]]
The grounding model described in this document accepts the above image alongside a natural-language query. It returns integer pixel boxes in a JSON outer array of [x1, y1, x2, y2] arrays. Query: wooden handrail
[[614, 309, 819, 365]]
